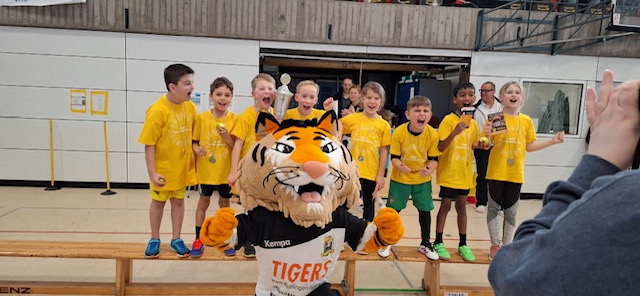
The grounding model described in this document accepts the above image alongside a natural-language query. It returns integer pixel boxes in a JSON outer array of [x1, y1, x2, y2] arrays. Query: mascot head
[[236, 111, 360, 228]]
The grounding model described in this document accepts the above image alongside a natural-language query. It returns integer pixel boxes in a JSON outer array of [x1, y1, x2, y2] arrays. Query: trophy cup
[[273, 73, 293, 121]]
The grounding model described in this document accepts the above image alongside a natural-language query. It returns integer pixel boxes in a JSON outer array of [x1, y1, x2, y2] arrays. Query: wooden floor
[[0, 186, 543, 295]]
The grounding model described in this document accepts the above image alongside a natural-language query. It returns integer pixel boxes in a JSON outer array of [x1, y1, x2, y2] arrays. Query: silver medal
[[209, 155, 216, 164], [358, 155, 364, 162], [507, 158, 515, 166]]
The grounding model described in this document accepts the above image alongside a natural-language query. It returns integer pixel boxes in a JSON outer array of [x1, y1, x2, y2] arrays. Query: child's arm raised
[[526, 131, 565, 152], [438, 122, 467, 152], [218, 126, 235, 148]]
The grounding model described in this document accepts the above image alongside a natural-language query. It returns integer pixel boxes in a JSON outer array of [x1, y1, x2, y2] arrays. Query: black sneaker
[[243, 244, 256, 258]]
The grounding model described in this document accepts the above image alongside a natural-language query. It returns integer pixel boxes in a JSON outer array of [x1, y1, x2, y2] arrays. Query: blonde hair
[[407, 96, 432, 110], [349, 85, 361, 93], [251, 73, 276, 90], [361, 81, 386, 110], [296, 80, 319, 94], [499, 81, 525, 99]]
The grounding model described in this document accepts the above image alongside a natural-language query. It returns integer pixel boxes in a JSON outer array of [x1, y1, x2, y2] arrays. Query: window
[[520, 81, 584, 135]]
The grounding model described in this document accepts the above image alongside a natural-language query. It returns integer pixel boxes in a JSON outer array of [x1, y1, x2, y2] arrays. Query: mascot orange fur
[[200, 111, 404, 296]]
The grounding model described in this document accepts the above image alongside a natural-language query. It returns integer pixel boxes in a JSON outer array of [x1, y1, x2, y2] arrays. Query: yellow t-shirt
[[436, 112, 479, 190], [284, 108, 326, 120], [484, 113, 537, 184], [340, 113, 391, 181], [138, 95, 198, 191], [390, 122, 441, 185], [193, 110, 239, 185], [231, 106, 274, 158]]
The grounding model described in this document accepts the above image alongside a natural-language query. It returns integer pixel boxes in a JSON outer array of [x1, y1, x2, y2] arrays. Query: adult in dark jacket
[[322, 75, 354, 119], [489, 70, 640, 295]]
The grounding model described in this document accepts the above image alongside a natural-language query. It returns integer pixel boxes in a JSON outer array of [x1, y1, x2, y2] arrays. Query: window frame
[[518, 78, 587, 138]]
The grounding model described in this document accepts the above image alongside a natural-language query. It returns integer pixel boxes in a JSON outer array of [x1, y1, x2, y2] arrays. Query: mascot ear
[[255, 112, 280, 140], [317, 111, 338, 136]]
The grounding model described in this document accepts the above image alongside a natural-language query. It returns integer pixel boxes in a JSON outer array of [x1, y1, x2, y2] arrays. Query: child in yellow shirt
[[138, 64, 198, 258], [284, 80, 326, 121], [190, 77, 239, 257], [385, 96, 440, 259], [434, 82, 490, 263], [340, 82, 391, 225], [228, 73, 276, 257], [483, 82, 564, 260]]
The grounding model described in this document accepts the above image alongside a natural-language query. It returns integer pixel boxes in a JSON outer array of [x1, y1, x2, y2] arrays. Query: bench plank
[[0, 281, 114, 295], [0, 240, 395, 296], [392, 245, 491, 264]]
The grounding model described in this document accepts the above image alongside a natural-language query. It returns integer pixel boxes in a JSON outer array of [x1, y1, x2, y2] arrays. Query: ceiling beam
[[262, 57, 432, 72]]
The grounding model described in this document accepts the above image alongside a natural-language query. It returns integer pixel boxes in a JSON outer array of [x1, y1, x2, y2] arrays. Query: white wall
[[0, 26, 259, 183], [470, 51, 640, 193]]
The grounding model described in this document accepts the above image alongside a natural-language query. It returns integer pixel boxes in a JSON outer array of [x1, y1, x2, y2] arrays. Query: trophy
[[273, 73, 293, 121]]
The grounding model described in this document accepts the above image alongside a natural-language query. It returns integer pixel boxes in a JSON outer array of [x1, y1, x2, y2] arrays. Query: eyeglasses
[[479, 89, 494, 93]]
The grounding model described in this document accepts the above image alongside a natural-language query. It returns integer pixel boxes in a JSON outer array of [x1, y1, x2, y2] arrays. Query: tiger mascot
[[200, 111, 404, 296]]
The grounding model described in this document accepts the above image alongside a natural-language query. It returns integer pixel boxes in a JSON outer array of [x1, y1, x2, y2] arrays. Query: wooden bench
[[0, 240, 394, 296], [392, 246, 493, 296]]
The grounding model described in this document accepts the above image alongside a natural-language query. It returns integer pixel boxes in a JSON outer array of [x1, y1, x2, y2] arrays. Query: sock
[[434, 232, 443, 245], [459, 233, 467, 247], [418, 210, 431, 246], [195, 226, 201, 239]]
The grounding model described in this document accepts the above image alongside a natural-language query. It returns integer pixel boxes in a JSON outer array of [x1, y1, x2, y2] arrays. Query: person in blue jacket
[[489, 70, 640, 295]]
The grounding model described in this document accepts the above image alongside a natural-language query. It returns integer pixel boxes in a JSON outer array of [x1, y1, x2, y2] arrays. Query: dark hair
[[453, 82, 475, 97], [342, 74, 354, 83], [164, 64, 194, 91], [210, 77, 234, 94]]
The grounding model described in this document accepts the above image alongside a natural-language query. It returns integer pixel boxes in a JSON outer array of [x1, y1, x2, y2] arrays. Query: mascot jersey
[[237, 207, 366, 296], [200, 111, 405, 296]]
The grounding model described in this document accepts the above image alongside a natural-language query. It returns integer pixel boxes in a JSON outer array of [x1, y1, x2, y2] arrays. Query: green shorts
[[386, 180, 434, 212]]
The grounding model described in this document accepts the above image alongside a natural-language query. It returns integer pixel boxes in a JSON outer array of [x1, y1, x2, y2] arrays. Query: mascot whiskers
[[200, 111, 404, 296]]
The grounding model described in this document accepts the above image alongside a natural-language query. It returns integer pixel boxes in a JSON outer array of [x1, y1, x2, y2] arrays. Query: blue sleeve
[[488, 154, 621, 295]]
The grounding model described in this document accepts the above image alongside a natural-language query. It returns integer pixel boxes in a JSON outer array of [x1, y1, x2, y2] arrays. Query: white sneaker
[[418, 244, 440, 260], [378, 246, 391, 258], [476, 205, 486, 213], [356, 250, 369, 255]]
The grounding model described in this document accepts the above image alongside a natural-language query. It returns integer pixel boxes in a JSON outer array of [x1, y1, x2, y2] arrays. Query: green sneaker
[[458, 245, 476, 262], [433, 243, 451, 260]]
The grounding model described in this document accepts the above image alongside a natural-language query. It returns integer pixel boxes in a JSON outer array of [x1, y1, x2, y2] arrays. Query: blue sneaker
[[223, 247, 236, 256], [145, 238, 160, 259], [190, 238, 203, 258], [170, 238, 190, 258]]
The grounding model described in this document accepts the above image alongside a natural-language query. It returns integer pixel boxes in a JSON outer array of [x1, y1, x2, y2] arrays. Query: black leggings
[[487, 180, 522, 209], [360, 178, 377, 222]]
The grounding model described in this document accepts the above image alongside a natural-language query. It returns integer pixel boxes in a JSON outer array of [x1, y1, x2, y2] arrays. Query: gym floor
[[0, 185, 542, 295]]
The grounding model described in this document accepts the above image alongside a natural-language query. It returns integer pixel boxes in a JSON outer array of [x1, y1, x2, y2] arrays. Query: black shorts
[[199, 184, 232, 198], [439, 186, 470, 199]]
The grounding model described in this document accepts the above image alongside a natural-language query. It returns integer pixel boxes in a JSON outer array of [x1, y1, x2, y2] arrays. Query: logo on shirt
[[264, 239, 291, 248], [321, 235, 335, 257]]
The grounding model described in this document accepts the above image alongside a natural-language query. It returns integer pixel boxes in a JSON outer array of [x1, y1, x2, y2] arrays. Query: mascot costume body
[[200, 111, 404, 296]]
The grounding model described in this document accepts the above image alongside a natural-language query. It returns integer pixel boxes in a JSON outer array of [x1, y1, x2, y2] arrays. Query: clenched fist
[[365, 208, 404, 252], [199, 208, 238, 252]]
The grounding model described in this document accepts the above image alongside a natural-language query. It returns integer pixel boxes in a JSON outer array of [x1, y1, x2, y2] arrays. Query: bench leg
[[115, 259, 132, 296], [342, 260, 356, 296], [423, 261, 439, 296]]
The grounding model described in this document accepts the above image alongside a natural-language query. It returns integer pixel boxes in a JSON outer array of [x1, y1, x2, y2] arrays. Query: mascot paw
[[199, 208, 238, 252], [365, 208, 404, 252]]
